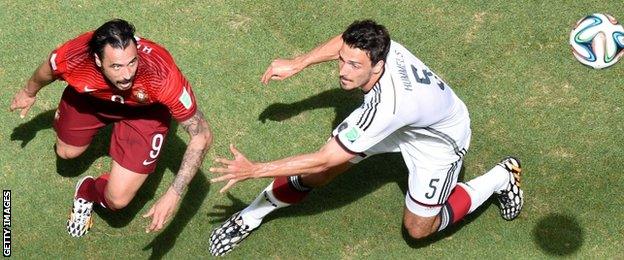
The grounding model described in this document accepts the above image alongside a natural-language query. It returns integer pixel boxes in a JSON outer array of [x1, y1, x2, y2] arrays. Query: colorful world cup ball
[[569, 13, 624, 69]]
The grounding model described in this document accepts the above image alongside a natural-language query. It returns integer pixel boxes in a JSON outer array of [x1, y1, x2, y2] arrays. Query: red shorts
[[54, 87, 171, 174]]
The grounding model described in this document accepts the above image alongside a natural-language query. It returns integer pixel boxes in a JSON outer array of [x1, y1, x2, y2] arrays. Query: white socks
[[240, 182, 290, 230], [462, 165, 509, 213]]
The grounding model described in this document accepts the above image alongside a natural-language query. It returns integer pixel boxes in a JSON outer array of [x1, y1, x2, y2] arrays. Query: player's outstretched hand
[[142, 188, 180, 233], [9, 88, 37, 118], [210, 144, 257, 193], [261, 58, 302, 85]]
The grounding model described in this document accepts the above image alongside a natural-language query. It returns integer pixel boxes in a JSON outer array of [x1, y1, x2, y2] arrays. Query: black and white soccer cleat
[[67, 176, 94, 237], [496, 157, 524, 221], [209, 211, 255, 256]]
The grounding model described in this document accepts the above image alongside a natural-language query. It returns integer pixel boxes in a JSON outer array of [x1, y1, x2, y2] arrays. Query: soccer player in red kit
[[9, 19, 213, 237]]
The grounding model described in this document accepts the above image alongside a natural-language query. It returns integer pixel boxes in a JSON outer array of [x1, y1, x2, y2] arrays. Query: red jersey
[[50, 32, 197, 121]]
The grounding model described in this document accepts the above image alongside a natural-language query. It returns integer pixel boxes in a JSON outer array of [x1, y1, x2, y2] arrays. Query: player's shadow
[[210, 88, 484, 246], [532, 213, 584, 256], [258, 87, 363, 127], [9, 110, 99, 177], [10, 110, 57, 148], [11, 112, 210, 259], [9, 109, 112, 177]]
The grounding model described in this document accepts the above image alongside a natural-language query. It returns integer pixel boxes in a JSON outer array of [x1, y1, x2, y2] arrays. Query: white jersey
[[333, 40, 471, 165]]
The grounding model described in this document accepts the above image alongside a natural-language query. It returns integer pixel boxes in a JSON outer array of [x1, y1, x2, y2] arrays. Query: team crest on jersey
[[133, 88, 149, 103]]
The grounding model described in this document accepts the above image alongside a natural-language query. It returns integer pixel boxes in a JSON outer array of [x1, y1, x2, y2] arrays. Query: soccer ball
[[569, 13, 624, 69]]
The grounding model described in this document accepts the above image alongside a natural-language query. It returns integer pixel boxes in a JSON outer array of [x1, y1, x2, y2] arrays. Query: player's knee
[[403, 214, 437, 240], [105, 196, 131, 210], [403, 222, 432, 240], [105, 191, 133, 210], [55, 145, 85, 159]]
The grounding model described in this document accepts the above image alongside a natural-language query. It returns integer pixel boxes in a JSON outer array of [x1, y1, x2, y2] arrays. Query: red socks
[[447, 184, 472, 223], [271, 176, 311, 204], [76, 173, 113, 209], [438, 184, 472, 231]]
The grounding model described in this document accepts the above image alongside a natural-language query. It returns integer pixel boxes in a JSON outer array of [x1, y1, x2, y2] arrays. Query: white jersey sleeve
[[332, 83, 403, 153]]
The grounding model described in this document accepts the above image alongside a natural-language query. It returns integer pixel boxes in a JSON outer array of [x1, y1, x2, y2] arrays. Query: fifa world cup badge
[[133, 88, 149, 103], [345, 127, 361, 143]]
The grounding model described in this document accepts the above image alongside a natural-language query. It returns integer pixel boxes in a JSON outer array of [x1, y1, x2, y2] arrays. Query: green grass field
[[2, 0, 624, 258]]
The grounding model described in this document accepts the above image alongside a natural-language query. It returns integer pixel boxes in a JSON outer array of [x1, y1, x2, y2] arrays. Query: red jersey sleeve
[[156, 67, 198, 122], [49, 32, 93, 78]]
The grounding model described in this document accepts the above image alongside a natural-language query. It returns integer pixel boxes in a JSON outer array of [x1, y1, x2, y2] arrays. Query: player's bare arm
[[10, 54, 57, 118], [143, 110, 212, 232], [261, 34, 344, 85], [173, 110, 212, 194], [210, 137, 355, 193]]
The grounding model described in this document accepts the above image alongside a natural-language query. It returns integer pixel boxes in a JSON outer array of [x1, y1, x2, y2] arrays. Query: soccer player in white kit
[[208, 20, 524, 256]]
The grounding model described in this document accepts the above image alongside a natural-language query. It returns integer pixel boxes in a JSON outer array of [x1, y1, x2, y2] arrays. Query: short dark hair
[[341, 20, 391, 65], [89, 19, 137, 59]]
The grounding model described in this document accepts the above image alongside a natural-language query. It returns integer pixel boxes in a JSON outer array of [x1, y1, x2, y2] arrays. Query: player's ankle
[[239, 211, 262, 230], [76, 177, 95, 201]]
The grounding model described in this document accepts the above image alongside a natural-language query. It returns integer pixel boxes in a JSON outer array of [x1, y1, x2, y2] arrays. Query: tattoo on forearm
[[181, 110, 206, 136], [172, 148, 205, 195], [170, 110, 210, 195]]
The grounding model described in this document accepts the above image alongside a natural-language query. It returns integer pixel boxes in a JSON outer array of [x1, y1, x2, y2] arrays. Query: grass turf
[[1, 0, 623, 258]]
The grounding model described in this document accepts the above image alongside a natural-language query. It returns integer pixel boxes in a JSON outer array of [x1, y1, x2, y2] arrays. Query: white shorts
[[349, 127, 470, 217]]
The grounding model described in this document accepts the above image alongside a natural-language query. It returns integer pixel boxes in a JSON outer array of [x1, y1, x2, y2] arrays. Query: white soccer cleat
[[496, 157, 524, 221], [209, 211, 255, 256], [67, 176, 94, 237]]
